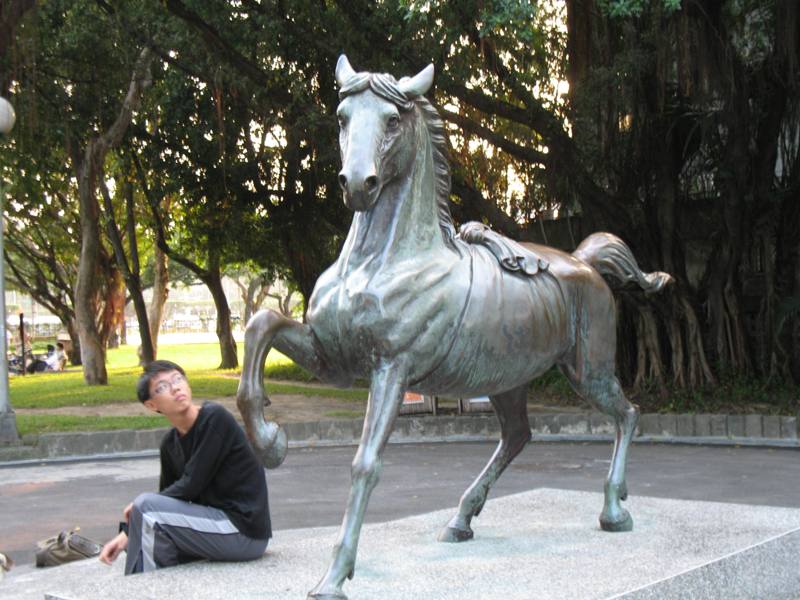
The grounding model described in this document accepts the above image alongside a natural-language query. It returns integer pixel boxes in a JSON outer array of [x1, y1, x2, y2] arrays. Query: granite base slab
[[4, 488, 799, 600]]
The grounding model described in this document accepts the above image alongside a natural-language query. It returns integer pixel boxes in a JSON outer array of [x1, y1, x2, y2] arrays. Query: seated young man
[[99, 360, 271, 574]]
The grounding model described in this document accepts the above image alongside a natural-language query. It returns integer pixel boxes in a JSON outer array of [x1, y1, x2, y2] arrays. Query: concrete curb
[[0, 411, 797, 466]]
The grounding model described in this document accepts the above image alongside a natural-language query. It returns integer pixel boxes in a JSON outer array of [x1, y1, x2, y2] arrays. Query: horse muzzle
[[339, 169, 380, 211]]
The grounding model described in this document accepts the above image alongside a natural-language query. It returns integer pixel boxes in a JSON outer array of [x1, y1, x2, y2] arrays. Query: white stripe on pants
[[125, 492, 267, 574]]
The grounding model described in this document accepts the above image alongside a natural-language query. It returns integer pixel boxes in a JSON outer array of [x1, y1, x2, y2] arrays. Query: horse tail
[[572, 232, 673, 295]]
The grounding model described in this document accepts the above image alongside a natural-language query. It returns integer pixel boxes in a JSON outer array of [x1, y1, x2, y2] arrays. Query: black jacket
[[158, 402, 271, 540]]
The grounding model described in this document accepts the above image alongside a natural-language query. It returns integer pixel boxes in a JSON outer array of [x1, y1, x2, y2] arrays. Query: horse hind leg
[[560, 364, 638, 532], [439, 384, 531, 543]]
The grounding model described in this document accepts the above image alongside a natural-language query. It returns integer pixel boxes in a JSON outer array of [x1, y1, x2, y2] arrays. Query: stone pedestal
[[6, 488, 800, 600], [0, 409, 19, 445]]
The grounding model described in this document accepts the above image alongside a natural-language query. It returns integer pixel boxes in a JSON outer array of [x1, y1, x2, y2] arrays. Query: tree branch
[[450, 173, 523, 237], [131, 152, 209, 278], [98, 175, 133, 280], [123, 177, 141, 276], [97, 47, 154, 155], [4, 248, 72, 319], [163, 0, 291, 104], [437, 105, 547, 165]]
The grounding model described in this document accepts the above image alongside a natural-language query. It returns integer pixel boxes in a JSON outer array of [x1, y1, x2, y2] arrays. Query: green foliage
[[2, 0, 161, 343], [598, 0, 681, 18], [525, 367, 798, 415], [6, 0, 799, 394], [476, 0, 537, 43], [528, 367, 574, 399], [634, 375, 798, 415]]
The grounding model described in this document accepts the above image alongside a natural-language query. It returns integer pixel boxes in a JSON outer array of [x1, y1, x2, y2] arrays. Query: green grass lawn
[[15, 414, 167, 436], [11, 343, 367, 410]]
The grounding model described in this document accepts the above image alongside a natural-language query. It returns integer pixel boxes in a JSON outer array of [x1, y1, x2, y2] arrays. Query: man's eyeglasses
[[153, 373, 187, 396]]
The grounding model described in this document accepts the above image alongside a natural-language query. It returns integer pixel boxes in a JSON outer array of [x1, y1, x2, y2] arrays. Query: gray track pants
[[125, 492, 268, 575]]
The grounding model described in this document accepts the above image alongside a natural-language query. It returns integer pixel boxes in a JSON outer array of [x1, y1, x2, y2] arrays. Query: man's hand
[[123, 502, 134, 522], [99, 532, 128, 565]]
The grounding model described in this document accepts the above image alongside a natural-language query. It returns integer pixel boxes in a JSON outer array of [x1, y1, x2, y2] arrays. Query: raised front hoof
[[256, 422, 288, 469], [438, 526, 474, 543], [600, 510, 633, 533]]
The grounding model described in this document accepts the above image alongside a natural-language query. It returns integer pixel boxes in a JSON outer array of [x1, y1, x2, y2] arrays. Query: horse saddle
[[458, 221, 549, 276]]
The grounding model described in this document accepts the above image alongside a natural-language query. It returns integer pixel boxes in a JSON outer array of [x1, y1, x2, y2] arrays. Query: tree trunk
[[71, 48, 153, 384], [708, 113, 752, 375], [100, 266, 127, 349], [107, 329, 120, 349], [147, 243, 169, 358], [127, 281, 153, 364], [204, 255, 238, 369], [66, 318, 81, 366], [244, 278, 258, 325], [74, 147, 108, 385], [279, 290, 294, 317], [100, 177, 155, 365]]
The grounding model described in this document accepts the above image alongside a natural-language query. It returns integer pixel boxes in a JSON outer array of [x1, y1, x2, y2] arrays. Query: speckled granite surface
[[5, 488, 800, 600]]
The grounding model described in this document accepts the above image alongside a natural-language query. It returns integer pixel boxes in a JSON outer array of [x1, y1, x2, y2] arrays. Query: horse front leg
[[237, 309, 336, 469], [308, 361, 406, 600]]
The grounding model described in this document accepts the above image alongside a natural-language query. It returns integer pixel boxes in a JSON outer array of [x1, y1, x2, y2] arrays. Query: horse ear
[[336, 55, 357, 87], [399, 64, 434, 98]]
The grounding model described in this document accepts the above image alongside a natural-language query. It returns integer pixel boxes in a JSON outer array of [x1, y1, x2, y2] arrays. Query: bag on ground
[[35, 529, 101, 567]]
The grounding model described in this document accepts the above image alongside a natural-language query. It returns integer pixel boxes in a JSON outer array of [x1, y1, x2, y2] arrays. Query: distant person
[[45, 345, 58, 371], [44, 343, 66, 372], [98, 360, 271, 574], [25, 344, 48, 374], [55, 342, 67, 370]]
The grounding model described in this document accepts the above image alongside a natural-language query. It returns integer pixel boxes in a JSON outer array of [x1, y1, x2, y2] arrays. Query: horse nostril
[[338, 172, 348, 190], [365, 175, 378, 192]]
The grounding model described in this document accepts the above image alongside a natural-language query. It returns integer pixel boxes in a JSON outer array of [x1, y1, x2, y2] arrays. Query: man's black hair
[[137, 360, 186, 403]]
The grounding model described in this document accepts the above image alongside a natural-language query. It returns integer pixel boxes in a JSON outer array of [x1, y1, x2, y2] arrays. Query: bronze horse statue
[[237, 56, 672, 600]]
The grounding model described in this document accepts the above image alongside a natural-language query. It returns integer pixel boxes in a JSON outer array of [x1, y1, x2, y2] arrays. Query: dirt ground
[[15, 388, 587, 424], [15, 393, 369, 423]]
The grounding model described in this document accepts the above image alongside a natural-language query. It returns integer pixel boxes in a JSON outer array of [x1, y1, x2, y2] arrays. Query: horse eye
[[387, 115, 400, 129], [337, 115, 347, 128]]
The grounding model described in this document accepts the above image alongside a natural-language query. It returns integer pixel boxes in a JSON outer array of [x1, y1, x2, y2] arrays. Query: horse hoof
[[307, 589, 348, 600], [438, 526, 474, 543], [258, 423, 288, 469], [600, 510, 633, 532]]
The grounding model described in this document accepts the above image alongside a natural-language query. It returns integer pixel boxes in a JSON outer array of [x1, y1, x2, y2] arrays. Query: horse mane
[[339, 72, 458, 250]]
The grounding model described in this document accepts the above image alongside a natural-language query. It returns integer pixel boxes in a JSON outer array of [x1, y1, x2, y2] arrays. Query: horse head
[[334, 55, 434, 212]]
